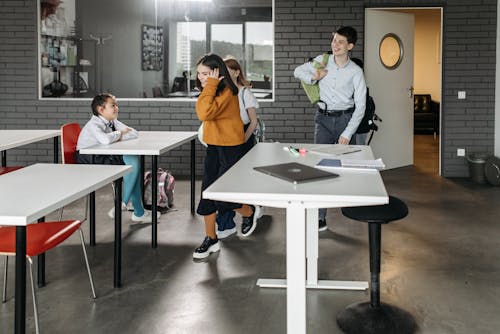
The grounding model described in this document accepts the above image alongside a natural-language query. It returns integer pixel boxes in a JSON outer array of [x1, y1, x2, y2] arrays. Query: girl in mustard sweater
[[193, 53, 255, 259]]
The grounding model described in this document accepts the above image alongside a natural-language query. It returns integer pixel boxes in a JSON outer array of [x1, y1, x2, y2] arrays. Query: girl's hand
[[209, 68, 224, 81]]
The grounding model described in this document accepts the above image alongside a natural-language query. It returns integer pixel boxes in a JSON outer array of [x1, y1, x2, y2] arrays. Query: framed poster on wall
[[141, 24, 163, 71]]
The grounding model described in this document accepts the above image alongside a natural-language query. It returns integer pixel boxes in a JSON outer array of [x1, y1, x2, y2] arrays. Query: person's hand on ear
[[209, 68, 224, 81]]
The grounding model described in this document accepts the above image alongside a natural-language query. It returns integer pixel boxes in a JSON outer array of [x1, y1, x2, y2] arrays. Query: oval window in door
[[379, 33, 403, 70]]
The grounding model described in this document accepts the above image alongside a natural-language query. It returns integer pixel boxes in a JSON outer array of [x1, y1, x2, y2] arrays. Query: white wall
[[79, 0, 163, 97], [413, 10, 441, 102]]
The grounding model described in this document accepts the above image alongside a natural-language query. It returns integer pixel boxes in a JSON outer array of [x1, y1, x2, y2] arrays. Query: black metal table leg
[[53, 137, 59, 163], [140, 155, 145, 200], [1, 150, 6, 167], [152, 155, 158, 248], [190, 139, 195, 215], [15, 226, 26, 334], [113, 178, 122, 288], [89, 155, 96, 246], [37, 217, 45, 288]]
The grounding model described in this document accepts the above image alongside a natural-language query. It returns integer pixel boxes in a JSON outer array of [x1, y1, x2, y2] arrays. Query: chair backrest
[[414, 94, 431, 113], [61, 123, 81, 164], [171, 77, 187, 93]]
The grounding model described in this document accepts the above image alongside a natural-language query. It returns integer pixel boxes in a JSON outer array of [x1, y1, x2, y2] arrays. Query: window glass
[[246, 22, 273, 89], [170, 21, 206, 94], [38, 0, 273, 100], [211, 24, 243, 61]]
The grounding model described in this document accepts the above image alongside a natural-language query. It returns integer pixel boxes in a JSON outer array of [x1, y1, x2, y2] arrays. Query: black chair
[[337, 196, 418, 334], [171, 77, 187, 93], [414, 94, 439, 134]]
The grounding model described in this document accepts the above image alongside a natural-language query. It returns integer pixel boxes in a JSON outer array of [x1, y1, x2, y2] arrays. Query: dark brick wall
[[0, 0, 497, 177]]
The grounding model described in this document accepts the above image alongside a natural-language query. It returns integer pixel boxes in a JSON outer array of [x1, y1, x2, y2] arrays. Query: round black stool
[[337, 196, 418, 334]]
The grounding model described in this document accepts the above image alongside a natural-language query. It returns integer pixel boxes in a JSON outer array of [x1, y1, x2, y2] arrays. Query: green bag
[[300, 53, 330, 104]]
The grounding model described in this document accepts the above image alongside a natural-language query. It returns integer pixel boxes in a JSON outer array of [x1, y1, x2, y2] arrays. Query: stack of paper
[[316, 158, 385, 170]]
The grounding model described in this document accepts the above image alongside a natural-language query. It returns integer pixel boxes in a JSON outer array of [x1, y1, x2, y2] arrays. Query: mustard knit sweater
[[196, 78, 244, 146]]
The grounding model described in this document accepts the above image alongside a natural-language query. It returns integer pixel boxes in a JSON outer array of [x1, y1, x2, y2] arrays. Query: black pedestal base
[[337, 301, 418, 334]]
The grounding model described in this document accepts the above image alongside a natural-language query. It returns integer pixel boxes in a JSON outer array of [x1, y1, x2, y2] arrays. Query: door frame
[[364, 6, 443, 175]]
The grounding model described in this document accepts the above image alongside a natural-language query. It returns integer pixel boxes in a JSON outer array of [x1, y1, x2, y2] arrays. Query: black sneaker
[[193, 236, 220, 259], [241, 205, 257, 237], [319, 219, 328, 231]]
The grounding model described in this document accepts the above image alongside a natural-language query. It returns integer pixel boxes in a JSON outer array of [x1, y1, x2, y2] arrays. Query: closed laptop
[[253, 162, 338, 184]]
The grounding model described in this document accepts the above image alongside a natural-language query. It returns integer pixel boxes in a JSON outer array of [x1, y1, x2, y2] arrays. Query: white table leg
[[306, 208, 318, 286], [286, 205, 306, 334], [257, 207, 368, 291]]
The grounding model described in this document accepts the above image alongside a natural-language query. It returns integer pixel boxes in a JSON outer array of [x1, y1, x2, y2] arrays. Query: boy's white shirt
[[76, 115, 139, 150], [293, 55, 367, 140]]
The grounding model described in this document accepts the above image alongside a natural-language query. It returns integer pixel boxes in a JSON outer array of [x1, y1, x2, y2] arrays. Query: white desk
[[0, 163, 131, 334], [0, 129, 61, 167], [203, 142, 388, 334], [79, 131, 198, 248], [0, 129, 62, 289]]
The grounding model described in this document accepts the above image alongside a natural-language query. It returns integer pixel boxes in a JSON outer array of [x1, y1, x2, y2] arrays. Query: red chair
[[59, 122, 83, 221], [2, 123, 96, 334], [0, 166, 23, 175], [61, 122, 81, 164], [1, 221, 96, 334]]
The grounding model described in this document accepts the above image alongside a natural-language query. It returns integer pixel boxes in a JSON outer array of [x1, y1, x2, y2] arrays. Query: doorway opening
[[364, 7, 442, 175], [399, 8, 442, 175]]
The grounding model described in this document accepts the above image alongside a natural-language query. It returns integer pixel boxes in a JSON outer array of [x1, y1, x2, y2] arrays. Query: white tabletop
[[0, 163, 132, 226], [204, 142, 388, 209], [79, 131, 197, 156], [0, 129, 61, 151]]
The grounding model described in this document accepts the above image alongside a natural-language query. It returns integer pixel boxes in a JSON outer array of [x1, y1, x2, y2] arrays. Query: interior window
[[38, 0, 273, 100]]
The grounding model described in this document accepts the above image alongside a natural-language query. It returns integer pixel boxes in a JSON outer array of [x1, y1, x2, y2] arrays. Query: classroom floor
[[414, 134, 439, 175], [2, 165, 500, 333]]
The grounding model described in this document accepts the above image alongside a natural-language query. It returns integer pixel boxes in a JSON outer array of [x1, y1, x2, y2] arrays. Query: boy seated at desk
[[76, 93, 161, 223]]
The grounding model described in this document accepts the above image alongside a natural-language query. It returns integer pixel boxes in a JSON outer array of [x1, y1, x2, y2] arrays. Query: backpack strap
[[240, 86, 247, 109], [144, 170, 152, 186], [321, 53, 329, 67]]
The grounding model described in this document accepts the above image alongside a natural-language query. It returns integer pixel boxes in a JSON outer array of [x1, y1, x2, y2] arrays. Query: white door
[[365, 9, 414, 169]]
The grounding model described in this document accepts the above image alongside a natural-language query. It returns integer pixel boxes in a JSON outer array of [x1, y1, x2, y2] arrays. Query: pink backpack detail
[[144, 168, 175, 209]]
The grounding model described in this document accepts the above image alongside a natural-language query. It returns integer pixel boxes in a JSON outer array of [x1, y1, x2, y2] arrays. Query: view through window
[[39, 0, 274, 100]]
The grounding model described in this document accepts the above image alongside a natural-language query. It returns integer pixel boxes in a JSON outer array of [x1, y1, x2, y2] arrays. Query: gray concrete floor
[[2, 166, 500, 333]]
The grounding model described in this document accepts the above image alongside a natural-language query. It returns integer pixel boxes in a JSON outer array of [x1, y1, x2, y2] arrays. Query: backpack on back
[[144, 168, 175, 210], [356, 93, 377, 134]]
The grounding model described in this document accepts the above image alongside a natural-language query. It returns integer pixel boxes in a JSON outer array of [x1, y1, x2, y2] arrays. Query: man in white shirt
[[294, 26, 367, 231]]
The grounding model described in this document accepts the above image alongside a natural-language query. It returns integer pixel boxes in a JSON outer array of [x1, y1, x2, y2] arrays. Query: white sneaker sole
[[216, 227, 237, 239], [192, 243, 220, 259], [319, 225, 328, 232], [254, 206, 264, 219]]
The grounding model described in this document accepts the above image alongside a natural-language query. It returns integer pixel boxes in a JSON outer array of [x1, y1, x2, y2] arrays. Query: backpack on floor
[[144, 168, 175, 209]]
